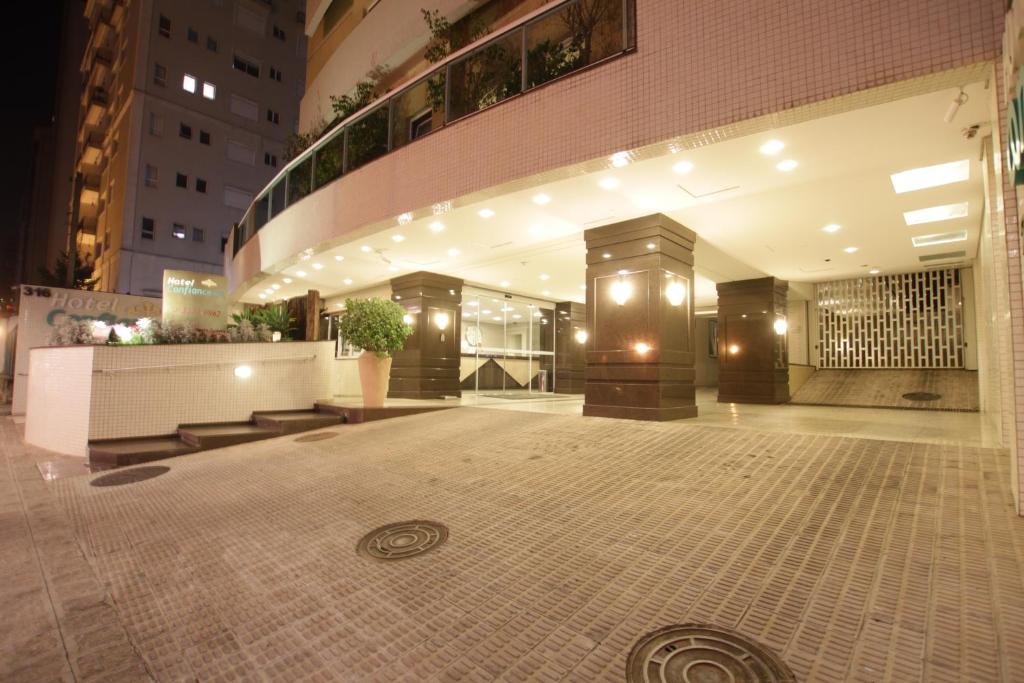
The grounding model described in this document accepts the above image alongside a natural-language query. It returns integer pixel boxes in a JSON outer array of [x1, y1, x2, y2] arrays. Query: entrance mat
[[790, 369, 979, 412]]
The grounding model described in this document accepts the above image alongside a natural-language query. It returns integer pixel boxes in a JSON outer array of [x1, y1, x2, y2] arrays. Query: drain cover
[[90, 466, 170, 487], [902, 392, 941, 401], [626, 624, 796, 683], [357, 521, 448, 560], [294, 431, 339, 442]]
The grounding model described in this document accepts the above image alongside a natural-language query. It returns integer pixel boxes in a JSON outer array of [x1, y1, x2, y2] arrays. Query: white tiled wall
[[25, 347, 95, 457]]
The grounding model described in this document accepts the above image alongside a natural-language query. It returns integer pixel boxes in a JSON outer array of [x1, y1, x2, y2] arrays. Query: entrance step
[[314, 402, 454, 423], [89, 436, 200, 468], [252, 410, 342, 434], [177, 423, 278, 449]]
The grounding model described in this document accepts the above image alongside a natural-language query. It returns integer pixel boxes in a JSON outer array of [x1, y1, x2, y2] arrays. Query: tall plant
[[337, 298, 412, 357], [421, 8, 491, 111]]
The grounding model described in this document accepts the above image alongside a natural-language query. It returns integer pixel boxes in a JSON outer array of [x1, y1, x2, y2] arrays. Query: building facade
[[79, 0, 307, 296]]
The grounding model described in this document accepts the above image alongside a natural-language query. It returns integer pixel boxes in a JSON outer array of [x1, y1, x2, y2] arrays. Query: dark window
[[153, 63, 166, 87], [296, 10, 306, 23], [266, 109, 279, 124], [195, 178, 207, 193], [172, 223, 186, 239], [269, 67, 282, 82], [207, 36, 217, 52], [179, 123, 192, 140], [272, 25, 285, 40], [264, 152, 277, 167], [158, 15, 171, 38], [187, 27, 198, 43], [176, 172, 187, 188], [220, 236, 228, 252], [193, 227, 205, 242], [199, 130, 210, 145], [141, 217, 155, 240], [232, 55, 260, 78]]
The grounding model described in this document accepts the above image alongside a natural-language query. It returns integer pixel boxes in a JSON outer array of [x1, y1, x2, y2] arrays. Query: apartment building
[[79, 0, 307, 296]]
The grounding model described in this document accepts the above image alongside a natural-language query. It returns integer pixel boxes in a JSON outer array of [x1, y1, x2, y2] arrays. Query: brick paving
[[6, 407, 1024, 680], [790, 369, 980, 412]]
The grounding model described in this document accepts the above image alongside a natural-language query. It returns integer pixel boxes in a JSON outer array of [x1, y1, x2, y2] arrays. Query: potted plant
[[336, 297, 413, 407]]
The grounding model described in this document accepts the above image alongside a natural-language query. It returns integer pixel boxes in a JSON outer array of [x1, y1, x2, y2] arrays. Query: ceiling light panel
[[890, 160, 969, 194], [911, 230, 968, 247], [903, 202, 968, 225]]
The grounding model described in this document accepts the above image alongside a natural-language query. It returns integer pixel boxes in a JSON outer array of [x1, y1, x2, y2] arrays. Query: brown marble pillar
[[554, 301, 586, 394], [388, 271, 463, 399], [716, 277, 789, 404], [582, 214, 697, 421]]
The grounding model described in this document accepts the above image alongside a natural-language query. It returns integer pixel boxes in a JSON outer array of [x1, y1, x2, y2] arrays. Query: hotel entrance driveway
[[6, 403, 1023, 681]]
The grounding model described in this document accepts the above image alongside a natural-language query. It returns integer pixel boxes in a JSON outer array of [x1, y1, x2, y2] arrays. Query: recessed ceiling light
[[542, 289, 550, 296], [360, 245, 372, 252], [258, 293, 267, 299], [532, 193, 551, 205], [312, 263, 324, 270], [282, 277, 293, 284], [397, 212, 412, 225], [610, 151, 630, 167], [500, 280, 510, 288], [822, 223, 841, 233], [539, 273, 550, 280], [478, 208, 495, 218], [672, 160, 694, 174], [903, 202, 968, 225], [580, 285, 586, 290], [598, 177, 620, 190], [492, 316, 502, 321], [911, 230, 968, 247], [343, 278, 353, 285], [468, 301, 479, 306], [528, 225, 544, 237], [890, 160, 969, 194], [392, 234, 405, 243], [296, 270, 307, 277], [447, 248, 460, 257], [869, 268, 880, 274], [512, 314, 522, 319], [760, 140, 785, 155], [776, 159, 799, 172], [602, 252, 612, 259], [334, 255, 344, 262], [429, 221, 444, 232], [617, 269, 629, 275], [646, 242, 656, 249], [843, 246, 859, 253], [388, 266, 398, 272], [271, 284, 281, 290], [501, 306, 513, 312], [482, 309, 492, 315]]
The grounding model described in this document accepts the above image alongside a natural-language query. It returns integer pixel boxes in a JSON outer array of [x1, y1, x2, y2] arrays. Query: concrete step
[[89, 436, 199, 468], [178, 423, 278, 449], [252, 410, 342, 434], [314, 402, 454, 424]]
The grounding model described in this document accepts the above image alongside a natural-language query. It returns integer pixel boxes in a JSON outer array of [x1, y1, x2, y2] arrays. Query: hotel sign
[[1008, 68, 1024, 185], [161, 270, 228, 330]]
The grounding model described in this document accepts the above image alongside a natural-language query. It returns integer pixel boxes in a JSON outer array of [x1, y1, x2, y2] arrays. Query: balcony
[[81, 132, 104, 168], [83, 89, 109, 129], [231, 0, 635, 255], [80, 174, 101, 216]]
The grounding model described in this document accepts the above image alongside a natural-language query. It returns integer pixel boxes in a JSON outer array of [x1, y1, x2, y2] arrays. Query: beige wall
[[694, 317, 718, 388]]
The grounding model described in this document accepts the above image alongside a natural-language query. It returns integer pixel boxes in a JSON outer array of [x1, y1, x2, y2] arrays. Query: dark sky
[[0, 2, 64, 301]]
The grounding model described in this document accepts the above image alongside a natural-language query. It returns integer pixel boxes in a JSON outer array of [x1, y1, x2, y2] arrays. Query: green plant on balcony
[[421, 8, 490, 111]]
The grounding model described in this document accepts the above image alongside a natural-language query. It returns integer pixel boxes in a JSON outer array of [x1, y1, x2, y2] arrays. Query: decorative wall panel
[[816, 269, 964, 369]]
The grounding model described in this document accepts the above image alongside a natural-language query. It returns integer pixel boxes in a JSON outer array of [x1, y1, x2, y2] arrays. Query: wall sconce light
[[728, 344, 740, 355], [665, 280, 686, 307], [634, 342, 651, 354], [610, 279, 632, 306], [402, 314, 415, 325], [773, 318, 788, 335], [434, 311, 450, 342], [574, 329, 589, 344], [234, 365, 253, 378]]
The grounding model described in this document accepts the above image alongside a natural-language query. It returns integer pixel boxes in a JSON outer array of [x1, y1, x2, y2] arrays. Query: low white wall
[[25, 341, 365, 457], [25, 346, 95, 457]]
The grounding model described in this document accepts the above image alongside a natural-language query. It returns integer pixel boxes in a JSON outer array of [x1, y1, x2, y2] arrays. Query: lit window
[[202, 82, 216, 100], [172, 224, 186, 240], [182, 74, 197, 93]]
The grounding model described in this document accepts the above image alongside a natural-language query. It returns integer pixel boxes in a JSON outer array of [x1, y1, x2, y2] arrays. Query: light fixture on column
[[665, 280, 687, 307], [773, 318, 788, 335], [402, 314, 415, 325], [728, 344, 740, 355], [434, 311, 450, 342], [634, 342, 651, 354], [610, 277, 632, 306], [574, 329, 589, 344]]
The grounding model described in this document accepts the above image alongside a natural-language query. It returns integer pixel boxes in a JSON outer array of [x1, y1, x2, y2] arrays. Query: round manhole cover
[[626, 624, 796, 683], [294, 431, 339, 443], [90, 466, 170, 488], [902, 392, 941, 401], [357, 521, 448, 560]]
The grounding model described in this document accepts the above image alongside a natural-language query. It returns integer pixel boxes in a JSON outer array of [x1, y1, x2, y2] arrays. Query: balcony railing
[[231, 0, 636, 257]]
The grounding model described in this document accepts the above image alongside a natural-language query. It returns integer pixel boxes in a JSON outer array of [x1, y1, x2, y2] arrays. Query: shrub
[[336, 298, 412, 358]]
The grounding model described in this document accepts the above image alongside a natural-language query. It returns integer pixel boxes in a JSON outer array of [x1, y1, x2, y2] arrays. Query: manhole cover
[[357, 521, 448, 560], [625, 624, 796, 683], [294, 431, 339, 442], [90, 466, 170, 487], [902, 392, 941, 401]]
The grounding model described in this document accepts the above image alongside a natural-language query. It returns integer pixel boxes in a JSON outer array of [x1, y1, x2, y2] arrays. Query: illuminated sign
[[161, 270, 228, 329], [1008, 68, 1024, 185]]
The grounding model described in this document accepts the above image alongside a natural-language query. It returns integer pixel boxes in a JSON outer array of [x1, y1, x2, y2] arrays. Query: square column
[[582, 214, 697, 421], [554, 301, 586, 394], [389, 271, 463, 399], [716, 277, 789, 404]]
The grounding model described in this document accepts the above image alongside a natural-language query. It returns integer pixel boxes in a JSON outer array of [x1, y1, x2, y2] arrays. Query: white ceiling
[[242, 80, 991, 308]]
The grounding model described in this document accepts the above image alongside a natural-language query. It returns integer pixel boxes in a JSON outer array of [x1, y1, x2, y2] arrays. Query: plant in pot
[[336, 297, 412, 407]]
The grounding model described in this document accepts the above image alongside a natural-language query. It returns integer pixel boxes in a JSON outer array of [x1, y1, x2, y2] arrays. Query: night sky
[[0, 2, 63, 301]]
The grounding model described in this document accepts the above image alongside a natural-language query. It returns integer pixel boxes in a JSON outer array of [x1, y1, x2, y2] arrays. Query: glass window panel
[[391, 73, 446, 149], [345, 104, 389, 172], [314, 129, 344, 188], [447, 30, 523, 122], [254, 194, 269, 232], [269, 179, 286, 218], [287, 156, 312, 205], [526, 0, 626, 89]]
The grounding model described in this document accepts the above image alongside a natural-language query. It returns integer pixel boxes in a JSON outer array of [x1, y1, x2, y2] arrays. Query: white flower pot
[[358, 351, 392, 408]]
